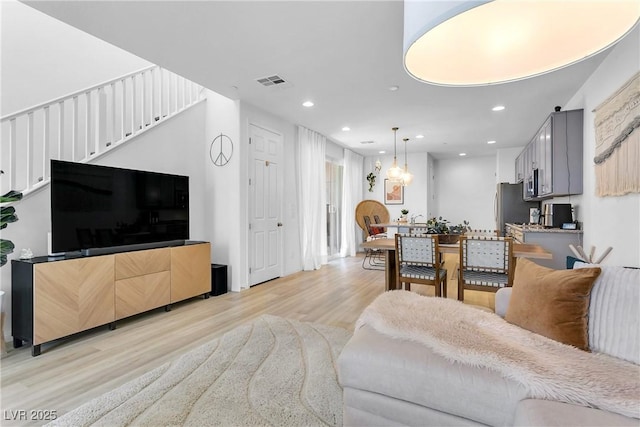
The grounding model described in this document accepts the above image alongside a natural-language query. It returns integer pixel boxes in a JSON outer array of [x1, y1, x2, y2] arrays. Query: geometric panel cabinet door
[[171, 243, 211, 303], [115, 272, 171, 320], [34, 255, 115, 346]]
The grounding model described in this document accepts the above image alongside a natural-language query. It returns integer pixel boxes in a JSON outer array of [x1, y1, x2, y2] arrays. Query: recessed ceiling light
[[487, 140, 496, 144], [492, 105, 505, 111], [379, 150, 386, 154], [302, 101, 314, 107], [459, 153, 467, 156], [389, 85, 399, 91], [416, 134, 425, 139], [342, 126, 350, 131]]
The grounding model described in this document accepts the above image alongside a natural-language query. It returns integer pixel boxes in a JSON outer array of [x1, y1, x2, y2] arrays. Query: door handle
[[277, 222, 283, 227]]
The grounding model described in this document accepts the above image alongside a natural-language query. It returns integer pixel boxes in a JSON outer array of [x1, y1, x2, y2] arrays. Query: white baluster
[[121, 79, 126, 141], [85, 91, 92, 159], [57, 101, 64, 160], [131, 75, 137, 136], [110, 82, 116, 147], [43, 106, 50, 181], [72, 95, 78, 161], [94, 87, 101, 156], [158, 68, 164, 121], [173, 73, 178, 114], [141, 71, 146, 129], [9, 118, 16, 190], [183, 76, 188, 109], [26, 112, 34, 190]]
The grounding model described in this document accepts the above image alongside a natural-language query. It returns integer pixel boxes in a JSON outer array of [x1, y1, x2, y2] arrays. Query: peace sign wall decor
[[209, 133, 234, 166]]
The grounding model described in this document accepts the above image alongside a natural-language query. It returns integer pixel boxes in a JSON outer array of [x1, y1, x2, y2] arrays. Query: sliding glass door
[[325, 160, 343, 258]]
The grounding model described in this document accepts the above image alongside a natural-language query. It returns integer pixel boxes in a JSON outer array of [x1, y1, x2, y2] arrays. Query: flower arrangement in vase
[[399, 209, 409, 223], [425, 217, 470, 244]]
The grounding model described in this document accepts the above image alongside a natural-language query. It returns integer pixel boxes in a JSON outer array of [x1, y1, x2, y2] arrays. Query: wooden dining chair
[[395, 233, 447, 297], [458, 236, 514, 301]]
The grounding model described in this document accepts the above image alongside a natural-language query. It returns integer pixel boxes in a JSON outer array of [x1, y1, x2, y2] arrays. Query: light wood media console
[[11, 241, 211, 356]]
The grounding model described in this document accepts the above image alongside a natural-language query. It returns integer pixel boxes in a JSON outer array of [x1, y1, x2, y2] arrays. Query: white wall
[[363, 153, 430, 222], [496, 147, 521, 184], [434, 155, 497, 230], [0, 1, 151, 114], [559, 25, 640, 267], [203, 90, 241, 291]]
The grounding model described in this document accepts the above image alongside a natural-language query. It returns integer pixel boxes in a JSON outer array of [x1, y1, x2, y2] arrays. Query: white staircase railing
[[1, 65, 205, 197]]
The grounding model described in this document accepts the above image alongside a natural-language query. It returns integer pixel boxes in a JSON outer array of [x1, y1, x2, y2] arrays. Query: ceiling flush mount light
[[342, 126, 351, 131], [389, 85, 400, 91], [386, 127, 404, 182], [402, 138, 414, 186], [403, 1, 640, 86], [459, 153, 467, 157], [379, 150, 386, 154], [302, 101, 314, 107], [487, 140, 497, 144], [416, 134, 424, 139], [492, 105, 505, 111]]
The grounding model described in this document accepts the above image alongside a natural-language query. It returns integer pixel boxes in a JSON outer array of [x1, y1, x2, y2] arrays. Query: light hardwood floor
[[0, 253, 493, 426]]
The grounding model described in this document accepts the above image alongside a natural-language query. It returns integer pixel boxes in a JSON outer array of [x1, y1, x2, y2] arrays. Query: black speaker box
[[211, 264, 228, 296]]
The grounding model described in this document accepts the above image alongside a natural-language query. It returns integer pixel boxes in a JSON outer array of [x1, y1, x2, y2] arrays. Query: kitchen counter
[[505, 223, 583, 234], [505, 223, 583, 269]]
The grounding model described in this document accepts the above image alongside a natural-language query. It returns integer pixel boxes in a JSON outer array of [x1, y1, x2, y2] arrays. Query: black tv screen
[[51, 160, 189, 254]]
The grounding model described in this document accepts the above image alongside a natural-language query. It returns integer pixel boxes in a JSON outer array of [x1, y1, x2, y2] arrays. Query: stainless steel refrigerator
[[495, 182, 539, 235]]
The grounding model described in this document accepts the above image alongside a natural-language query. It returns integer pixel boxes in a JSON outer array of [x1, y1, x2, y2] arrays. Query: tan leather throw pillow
[[505, 258, 601, 351]]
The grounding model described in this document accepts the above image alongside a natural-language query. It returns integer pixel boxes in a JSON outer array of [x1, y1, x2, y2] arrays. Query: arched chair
[[355, 200, 390, 270], [396, 233, 447, 297], [458, 236, 514, 301]]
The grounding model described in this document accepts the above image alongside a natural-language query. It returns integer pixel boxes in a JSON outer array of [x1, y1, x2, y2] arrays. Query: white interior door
[[249, 124, 282, 285]]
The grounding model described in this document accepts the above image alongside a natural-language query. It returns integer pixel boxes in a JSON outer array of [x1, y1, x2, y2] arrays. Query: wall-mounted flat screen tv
[[51, 160, 189, 254]]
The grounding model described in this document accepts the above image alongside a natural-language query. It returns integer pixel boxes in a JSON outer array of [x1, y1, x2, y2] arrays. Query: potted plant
[[425, 216, 470, 244], [400, 209, 409, 223], [366, 172, 376, 192], [1, 190, 23, 267]]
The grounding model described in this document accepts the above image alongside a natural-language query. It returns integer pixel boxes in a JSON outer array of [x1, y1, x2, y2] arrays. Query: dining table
[[361, 237, 553, 291]]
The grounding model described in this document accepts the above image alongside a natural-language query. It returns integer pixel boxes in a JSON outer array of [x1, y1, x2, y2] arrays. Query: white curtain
[[296, 126, 327, 270], [340, 149, 363, 257]]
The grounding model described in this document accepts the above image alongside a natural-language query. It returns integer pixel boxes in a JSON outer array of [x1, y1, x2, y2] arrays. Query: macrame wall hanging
[[592, 71, 640, 197]]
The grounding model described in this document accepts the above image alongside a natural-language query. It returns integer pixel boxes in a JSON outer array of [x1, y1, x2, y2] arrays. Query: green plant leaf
[[0, 210, 18, 227], [0, 239, 15, 256], [0, 190, 23, 203], [0, 255, 7, 267]]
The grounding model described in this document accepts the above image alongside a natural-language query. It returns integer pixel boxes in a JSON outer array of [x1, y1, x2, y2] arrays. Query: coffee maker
[[543, 204, 572, 228]]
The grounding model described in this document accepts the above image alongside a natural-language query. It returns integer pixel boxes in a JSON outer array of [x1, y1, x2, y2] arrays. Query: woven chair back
[[397, 234, 438, 266], [461, 236, 512, 273]]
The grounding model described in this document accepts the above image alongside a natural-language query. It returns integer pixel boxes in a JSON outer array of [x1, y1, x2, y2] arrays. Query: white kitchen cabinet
[[519, 109, 583, 200]]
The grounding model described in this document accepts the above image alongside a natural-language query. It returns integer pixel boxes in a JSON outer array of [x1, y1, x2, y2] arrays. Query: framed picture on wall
[[384, 179, 404, 205]]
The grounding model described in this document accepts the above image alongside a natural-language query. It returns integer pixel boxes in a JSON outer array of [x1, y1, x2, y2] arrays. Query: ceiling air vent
[[256, 75, 288, 87], [360, 140, 375, 145]]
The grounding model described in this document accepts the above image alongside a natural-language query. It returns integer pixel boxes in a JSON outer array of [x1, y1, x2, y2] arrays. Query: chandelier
[[402, 137, 413, 186]]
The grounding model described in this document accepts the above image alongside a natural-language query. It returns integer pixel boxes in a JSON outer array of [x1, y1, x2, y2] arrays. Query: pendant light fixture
[[386, 127, 404, 181], [402, 137, 414, 186]]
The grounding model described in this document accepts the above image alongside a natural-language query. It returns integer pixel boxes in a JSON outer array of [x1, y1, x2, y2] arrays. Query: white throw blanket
[[356, 291, 640, 419]]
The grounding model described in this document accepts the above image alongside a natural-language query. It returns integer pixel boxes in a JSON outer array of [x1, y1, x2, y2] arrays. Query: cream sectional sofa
[[338, 263, 639, 426]]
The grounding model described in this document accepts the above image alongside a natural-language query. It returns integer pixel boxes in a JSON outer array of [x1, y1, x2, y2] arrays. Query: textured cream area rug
[[48, 315, 351, 427]]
